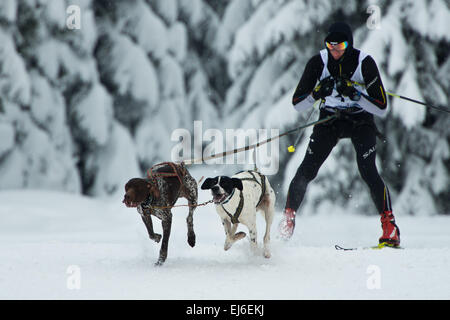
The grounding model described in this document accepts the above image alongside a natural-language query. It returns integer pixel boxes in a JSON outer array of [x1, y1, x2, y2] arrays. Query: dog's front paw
[[187, 232, 196, 247], [155, 254, 167, 267], [154, 259, 164, 267], [150, 233, 162, 243], [234, 232, 246, 240], [224, 241, 232, 251]]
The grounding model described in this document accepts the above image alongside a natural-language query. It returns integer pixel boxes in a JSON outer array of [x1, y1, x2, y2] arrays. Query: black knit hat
[[325, 22, 354, 48]]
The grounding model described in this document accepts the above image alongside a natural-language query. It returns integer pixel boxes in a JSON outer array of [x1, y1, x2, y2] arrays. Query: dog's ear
[[231, 178, 243, 191], [201, 177, 217, 190]]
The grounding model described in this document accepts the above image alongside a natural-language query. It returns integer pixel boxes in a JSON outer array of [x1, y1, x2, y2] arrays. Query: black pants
[[286, 109, 392, 214]]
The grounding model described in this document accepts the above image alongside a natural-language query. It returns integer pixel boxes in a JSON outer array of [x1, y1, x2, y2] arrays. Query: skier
[[279, 22, 400, 246]]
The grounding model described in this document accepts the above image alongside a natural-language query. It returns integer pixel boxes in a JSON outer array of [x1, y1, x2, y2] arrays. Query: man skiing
[[279, 22, 400, 247]]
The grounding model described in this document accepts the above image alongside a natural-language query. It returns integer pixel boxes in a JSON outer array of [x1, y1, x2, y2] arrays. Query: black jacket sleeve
[[358, 55, 388, 116], [292, 54, 324, 111]]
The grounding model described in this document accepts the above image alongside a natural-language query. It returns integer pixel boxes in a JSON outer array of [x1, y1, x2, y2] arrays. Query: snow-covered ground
[[1, 184, 449, 300]]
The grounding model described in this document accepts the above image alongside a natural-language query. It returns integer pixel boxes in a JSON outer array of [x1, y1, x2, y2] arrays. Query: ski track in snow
[[0, 189, 449, 300]]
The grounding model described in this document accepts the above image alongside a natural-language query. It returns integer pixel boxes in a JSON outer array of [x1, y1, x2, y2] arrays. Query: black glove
[[335, 77, 361, 101], [312, 77, 334, 100]]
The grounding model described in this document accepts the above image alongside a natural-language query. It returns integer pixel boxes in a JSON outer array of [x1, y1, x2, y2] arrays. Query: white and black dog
[[201, 170, 275, 258]]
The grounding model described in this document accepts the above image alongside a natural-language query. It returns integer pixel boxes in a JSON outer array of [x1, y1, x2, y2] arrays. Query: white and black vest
[[319, 49, 369, 112]]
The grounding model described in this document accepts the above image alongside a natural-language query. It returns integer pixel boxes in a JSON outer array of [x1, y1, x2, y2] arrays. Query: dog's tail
[[178, 161, 188, 179], [178, 161, 204, 186]]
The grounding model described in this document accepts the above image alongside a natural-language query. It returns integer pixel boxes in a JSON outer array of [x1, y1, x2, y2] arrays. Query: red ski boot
[[279, 208, 296, 240], [379, 210, 400, 247]]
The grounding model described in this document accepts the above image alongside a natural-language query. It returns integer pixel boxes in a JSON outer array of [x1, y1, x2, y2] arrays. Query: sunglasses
[[325, 41, 348, 51]]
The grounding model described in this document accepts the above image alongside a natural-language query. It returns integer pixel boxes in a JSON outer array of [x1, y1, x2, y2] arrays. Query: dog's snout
[[211, 186, 220, 193], [123, 193, 135, 207]]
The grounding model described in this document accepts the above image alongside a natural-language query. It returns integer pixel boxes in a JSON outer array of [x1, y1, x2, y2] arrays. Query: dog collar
[[220, 189, 235, 205]]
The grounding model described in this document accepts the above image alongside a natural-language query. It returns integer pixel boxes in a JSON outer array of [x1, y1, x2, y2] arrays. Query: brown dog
[[123, 162, 198, 266]]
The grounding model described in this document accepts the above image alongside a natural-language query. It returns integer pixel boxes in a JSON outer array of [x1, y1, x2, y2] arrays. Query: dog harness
[[138, 197, 164, 220], [239, 171, 266, 207], [221, 190, 245, 224], [147, 162, 186, 186], [221, 171, 267, 224]]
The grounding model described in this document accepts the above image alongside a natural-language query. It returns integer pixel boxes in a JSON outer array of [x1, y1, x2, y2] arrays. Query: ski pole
[[385, 92, 450, 114], [287, 122, 307, 153], [288, 100, 322, 153], [348, 79, 450, 114]]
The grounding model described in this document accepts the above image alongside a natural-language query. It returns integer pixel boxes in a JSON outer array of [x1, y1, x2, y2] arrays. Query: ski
[[335, 242, 404, 251]]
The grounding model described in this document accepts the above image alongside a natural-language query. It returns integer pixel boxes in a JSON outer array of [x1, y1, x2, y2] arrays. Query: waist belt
[[323, 106, 364, 114]]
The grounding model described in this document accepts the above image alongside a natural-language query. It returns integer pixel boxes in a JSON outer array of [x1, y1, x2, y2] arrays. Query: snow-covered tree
[[0, 0, 448, 215]]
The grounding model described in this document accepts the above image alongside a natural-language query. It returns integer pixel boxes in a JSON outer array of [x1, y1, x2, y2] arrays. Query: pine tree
[[0, 0, 448, 215]]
